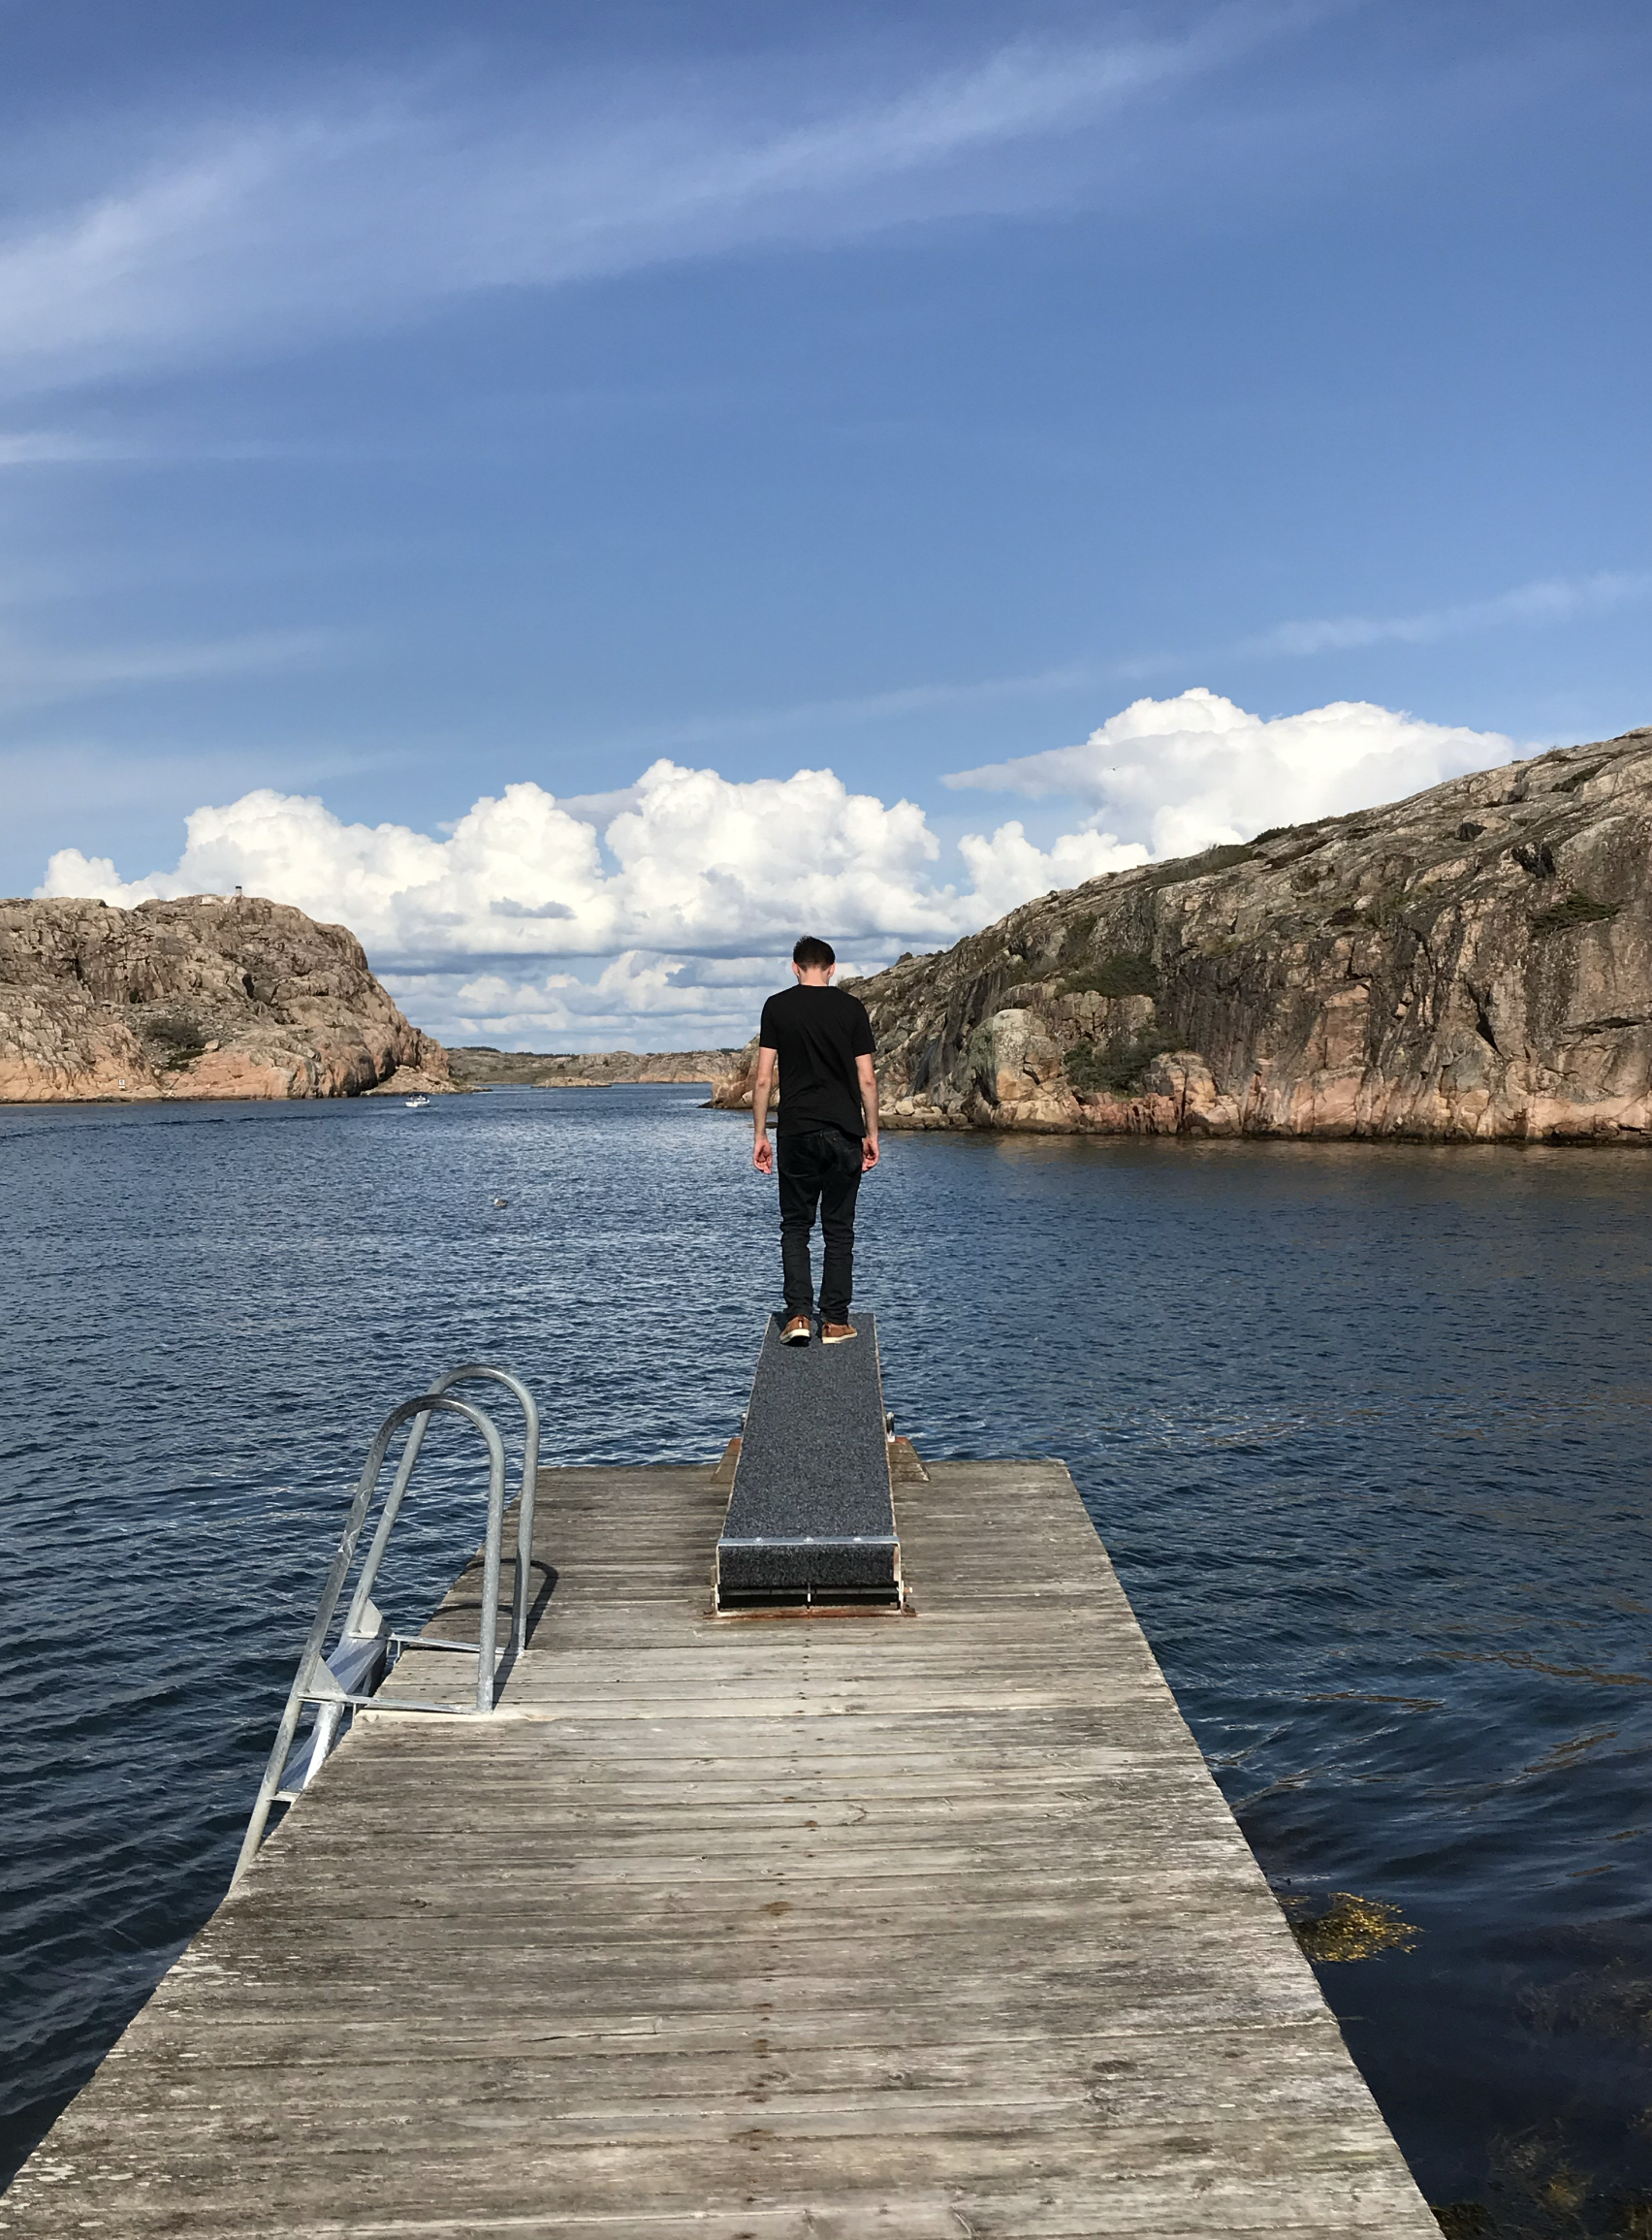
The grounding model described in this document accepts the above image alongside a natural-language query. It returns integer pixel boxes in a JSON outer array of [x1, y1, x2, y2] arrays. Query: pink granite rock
[[0, 894, 452, 1104], [717, 726, 1652, 1143]]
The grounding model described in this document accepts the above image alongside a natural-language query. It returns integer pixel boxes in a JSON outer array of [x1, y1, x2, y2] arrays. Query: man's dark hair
[[793, 936, 836, 969]]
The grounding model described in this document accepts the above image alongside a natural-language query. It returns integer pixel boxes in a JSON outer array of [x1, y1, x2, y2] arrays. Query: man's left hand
[[861, 1136, 879, 1171]]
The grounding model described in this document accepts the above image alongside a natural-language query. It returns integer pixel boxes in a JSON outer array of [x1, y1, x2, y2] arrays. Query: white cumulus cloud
[[416, 951, 865, 1054], [41, 755, 1135, 970], [956, 821, 1147, 919], [944, 688, 1515, 858], [39, 690, 1519, 1046]]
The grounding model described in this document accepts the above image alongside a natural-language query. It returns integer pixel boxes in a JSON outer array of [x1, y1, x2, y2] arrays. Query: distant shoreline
[[444, 1044, 745, 1094]]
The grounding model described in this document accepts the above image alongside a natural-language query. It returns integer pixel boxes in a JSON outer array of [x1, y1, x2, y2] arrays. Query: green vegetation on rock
[[1056, 912, 1097, 963], [1062, 951, 1160, 999], [143, 1011, 208, 1069], [1531, 891, 1620, 936], [1148, 842, 1255, 884], [1066, 1032, 1169, 1095]]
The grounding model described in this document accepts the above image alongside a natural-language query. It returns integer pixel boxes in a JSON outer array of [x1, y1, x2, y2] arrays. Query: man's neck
[[793, 970, 834, 988]]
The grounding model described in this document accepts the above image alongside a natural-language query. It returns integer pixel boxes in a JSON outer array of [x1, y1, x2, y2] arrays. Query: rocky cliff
[[0, 895, 452, 1103], [717, 725, 1652, 1142]]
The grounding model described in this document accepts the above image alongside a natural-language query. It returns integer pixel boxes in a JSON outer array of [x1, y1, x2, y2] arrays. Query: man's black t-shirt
[[758, 984, 875, 1138]]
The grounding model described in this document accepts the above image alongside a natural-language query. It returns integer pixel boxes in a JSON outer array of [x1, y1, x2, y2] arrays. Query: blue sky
[[5, 1, 1650, 1045]]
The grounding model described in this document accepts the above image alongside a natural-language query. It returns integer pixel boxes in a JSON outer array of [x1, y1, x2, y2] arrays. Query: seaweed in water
[[1485, 2122, 1652, 2237], [1516, 1960, 1652, 2047], [1432, 2208, 1492, 2238], [1428, 2120, 1652, 2237], [1283, 1889, 1418, 1963]]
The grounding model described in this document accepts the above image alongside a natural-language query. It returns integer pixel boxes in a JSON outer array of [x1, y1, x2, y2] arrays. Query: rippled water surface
[[4, 1087, 1651, 2230]]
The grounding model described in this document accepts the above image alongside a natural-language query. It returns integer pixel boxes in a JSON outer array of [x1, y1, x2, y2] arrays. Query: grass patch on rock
[[1055, 912, 1098, 965], [143, 1011, 210, 1069], [1531, 891, 1621, 937], [1140, 842, 1256, 890], [1062, 951, 1160, 999], [1066, 1032, 1169, 1095]]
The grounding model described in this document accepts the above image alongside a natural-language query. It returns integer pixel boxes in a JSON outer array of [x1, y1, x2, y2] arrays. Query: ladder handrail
[[232, 1392, 506, 1891], [342, 1364, 540, 1662]]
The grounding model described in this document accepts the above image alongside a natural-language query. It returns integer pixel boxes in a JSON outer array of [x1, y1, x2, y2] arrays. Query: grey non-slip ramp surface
[[716, 1309, 899, 1605]]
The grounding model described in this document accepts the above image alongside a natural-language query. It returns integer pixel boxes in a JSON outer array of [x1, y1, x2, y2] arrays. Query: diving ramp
[[715, 1309, 901, 1609]]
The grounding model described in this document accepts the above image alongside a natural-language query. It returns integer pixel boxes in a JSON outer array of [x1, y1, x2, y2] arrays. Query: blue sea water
[[2, 1085, 1650, 2231]]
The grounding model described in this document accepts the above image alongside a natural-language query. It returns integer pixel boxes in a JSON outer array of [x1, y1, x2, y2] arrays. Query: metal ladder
[[232, 1365, 540, 1889]]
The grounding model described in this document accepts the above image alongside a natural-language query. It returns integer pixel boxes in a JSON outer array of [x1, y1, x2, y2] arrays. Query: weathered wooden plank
[[2, 1456, 1440, 2238], [80, 2023, 1357, 2108]]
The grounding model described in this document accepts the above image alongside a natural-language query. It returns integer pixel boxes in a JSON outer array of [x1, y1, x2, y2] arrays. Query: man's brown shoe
[[820, 1321, 857, 1344], [781, 1315, 811, 1344]]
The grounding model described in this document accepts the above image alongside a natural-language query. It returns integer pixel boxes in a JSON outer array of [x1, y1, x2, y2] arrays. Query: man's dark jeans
[[778, 1128, 863, 1325]]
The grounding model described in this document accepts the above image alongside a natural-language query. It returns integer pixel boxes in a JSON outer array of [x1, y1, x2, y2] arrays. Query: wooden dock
[[3, 1450, 1439, 2237]]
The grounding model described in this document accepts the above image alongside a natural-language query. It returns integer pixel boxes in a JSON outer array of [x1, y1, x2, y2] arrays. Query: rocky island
[[716, 726, 1652, 1141], [0, 895, 450, 1103]]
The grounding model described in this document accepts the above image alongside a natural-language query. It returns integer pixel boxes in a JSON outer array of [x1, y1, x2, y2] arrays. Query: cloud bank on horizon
[[40, 690, 1516, 1049]]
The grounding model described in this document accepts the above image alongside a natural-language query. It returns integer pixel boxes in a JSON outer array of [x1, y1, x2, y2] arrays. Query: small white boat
[[404, 1095, 431, 1109]]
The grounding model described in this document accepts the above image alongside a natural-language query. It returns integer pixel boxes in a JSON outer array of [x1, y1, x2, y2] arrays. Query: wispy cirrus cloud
[[608, 661, 1096, 759], [0, 10, 1306, 399], [0, 431, 133, 466], [589, 569, 1647, 764], [0, 624, 335, 712], [1115, 569, 1652, 681], [0, 428, 297, 467], [1233, 569, 1652, 658]]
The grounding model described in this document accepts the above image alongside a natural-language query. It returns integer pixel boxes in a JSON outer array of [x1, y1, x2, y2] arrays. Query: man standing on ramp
[[750, 937, 879, 1346]]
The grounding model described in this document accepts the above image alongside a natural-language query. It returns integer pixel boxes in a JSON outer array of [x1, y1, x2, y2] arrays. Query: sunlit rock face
[[0, 894, 451, 1103], [715, 727, 1652, 1142]]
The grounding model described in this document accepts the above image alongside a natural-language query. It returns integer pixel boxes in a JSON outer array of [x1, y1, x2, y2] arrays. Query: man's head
[[791, 935, 836, 986]]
